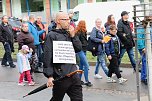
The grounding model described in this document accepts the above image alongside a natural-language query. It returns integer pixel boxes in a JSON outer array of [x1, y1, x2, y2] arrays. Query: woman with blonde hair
[[75, 20, 92, 87]]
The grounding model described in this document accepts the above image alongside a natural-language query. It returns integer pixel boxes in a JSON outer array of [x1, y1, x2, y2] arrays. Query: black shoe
[[10, 64, 16, 68], [1, 64, 9, 67], [119, 70, 123, 72], [81, 81, 85, 85], [141, 79, 147, 85], [85, 82, 93, 87]]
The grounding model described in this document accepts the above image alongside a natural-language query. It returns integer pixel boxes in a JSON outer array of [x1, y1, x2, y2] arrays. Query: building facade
[[1, 0, 151, 24]]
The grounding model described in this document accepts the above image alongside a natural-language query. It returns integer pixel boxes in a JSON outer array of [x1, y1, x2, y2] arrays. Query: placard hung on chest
[[53, 41, 76, 64]]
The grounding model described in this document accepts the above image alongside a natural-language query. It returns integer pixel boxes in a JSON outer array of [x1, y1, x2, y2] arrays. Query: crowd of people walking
[[0, 9, 151, 100]]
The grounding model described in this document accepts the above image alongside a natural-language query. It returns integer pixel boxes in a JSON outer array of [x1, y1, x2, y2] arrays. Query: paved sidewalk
[[0, 63, 149, 101]]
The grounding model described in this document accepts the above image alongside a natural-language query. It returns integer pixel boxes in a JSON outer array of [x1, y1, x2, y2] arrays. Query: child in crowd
[[105, 25, 127, 84], [17, 45, 35, 86]]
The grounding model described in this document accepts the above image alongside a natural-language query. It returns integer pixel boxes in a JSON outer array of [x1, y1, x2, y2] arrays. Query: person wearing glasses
[[43, 12, 83, 101]]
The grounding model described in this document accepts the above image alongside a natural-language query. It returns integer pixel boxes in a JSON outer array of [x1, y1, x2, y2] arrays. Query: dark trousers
[[50, 75, 83, 101], [108, 55, 121, 79], [35, 44, 43, 67], [1, 42, 13, 66]]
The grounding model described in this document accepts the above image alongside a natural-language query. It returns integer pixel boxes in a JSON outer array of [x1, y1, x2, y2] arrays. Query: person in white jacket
[[17, 45, 35, 86]]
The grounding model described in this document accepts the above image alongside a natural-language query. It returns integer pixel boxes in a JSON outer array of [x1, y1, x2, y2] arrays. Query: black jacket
[[43, 29, 82, 78], [0, 22, 14, 44], [117, 19, 135, 49], [77, 31, 88, 51]]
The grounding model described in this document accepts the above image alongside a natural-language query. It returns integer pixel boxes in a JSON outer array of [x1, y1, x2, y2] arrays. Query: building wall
[[2, 0, 11, 16], [44, 0, 51, 24], [1, 0, 151, 22]]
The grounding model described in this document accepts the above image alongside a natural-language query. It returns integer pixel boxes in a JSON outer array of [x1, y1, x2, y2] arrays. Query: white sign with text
[[53, 41, 76, 64]]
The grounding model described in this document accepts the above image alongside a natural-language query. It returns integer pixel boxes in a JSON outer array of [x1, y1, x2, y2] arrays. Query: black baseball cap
[[121, 11, 130, 17]]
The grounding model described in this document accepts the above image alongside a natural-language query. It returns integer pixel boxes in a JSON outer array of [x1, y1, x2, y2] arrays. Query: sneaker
[[112, 74, 116, 77], [18, 82, 25, 86], [94, 74, 102, 79], [119, 77, 127, 84], [107, 77, 116, 83], [28, 82, 35, 86], [85, 82, 93, 87]]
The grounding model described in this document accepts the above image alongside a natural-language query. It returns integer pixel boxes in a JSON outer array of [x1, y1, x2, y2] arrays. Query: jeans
[[95, 52, 108, 76], [139, 49, 147, 80], [35, 44, 43, 67], [77, 51, 89, 82], [1, 42, 14, 66], [119, 48, 136, 70], [19, 70, 32, 83]]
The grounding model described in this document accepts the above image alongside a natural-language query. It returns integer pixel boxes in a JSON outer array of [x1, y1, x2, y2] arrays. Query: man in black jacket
[[0, 15, 16, 68], [43, 12, 83, 101], [117, 11, 136, 71]]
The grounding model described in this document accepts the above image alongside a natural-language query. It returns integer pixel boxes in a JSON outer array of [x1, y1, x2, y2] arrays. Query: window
[[0, 0, 2, 12], [21, 0, 44, 13]]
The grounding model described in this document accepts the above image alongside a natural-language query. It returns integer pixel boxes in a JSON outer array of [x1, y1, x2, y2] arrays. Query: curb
[[89, 62, 132, 68], [0, 59, 133, 68]]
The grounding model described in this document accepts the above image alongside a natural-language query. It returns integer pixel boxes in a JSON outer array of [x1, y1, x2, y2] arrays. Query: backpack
[[87, 30, 99, 56]]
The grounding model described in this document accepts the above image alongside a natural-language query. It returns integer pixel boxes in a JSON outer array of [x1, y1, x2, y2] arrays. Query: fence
[[133, 2, 152, 101]]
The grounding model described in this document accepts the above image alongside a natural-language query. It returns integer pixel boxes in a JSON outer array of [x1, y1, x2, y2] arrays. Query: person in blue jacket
[[28, 14, 46, 70], [105, 25, 127, 84], [137, 20, 147, 85]]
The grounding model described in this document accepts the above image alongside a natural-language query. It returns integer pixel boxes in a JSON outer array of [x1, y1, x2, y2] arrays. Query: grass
[[86, 51, 131, 63], [0, 43, 136, 64], [0, 43, 18, 59]]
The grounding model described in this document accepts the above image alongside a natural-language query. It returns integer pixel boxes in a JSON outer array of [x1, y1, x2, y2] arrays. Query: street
[[0, 63, 148, 101]]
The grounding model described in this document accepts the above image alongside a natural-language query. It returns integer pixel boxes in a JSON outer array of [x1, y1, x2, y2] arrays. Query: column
[[11, 0, 22, 18], [61, 0, 67, 12], [43, 0, 51, 25], [87, 0, 96, 3], [2, 0, 6, 15], [50, 0, 60, 15], [78, 0, 87, 4], [2, 0, 11, 16]]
